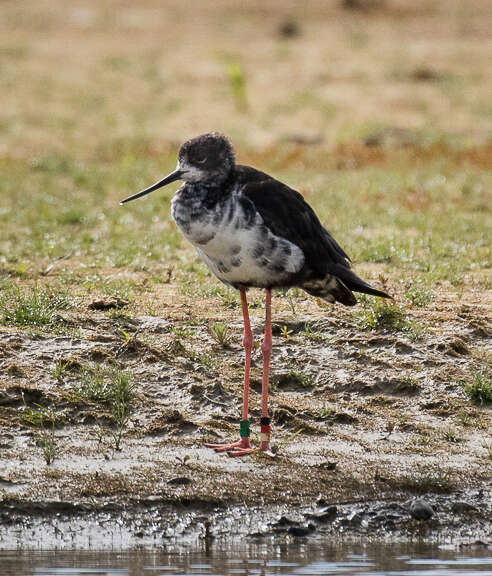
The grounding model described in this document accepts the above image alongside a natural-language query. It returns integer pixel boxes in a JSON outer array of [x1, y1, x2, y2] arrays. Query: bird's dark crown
[[178, 132, 235, 183]]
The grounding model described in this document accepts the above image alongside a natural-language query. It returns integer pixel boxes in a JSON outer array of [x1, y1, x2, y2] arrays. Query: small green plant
[[397, 468, 454, 493], [219, 289, 239, 309], [0, 285, 71, 328], [461, 369, 492, 405], [482, 441, 492, 460], [405, 285, 434, 307], [317, 404, 335, 420], [110, 368, 136, 451], [359, 299, 408, 331], [358, 297, 424, 339], [280, 325, 294, 340], [457, 410, 474, 427], [285, 289, 299, 316], [225, 60, 247, 111], [21, 393, 56, 465], [76, 364, 113, 403], [442, 426, 462, 443], [195, 352, 216, 370], [171, 326, 194, 339], [72, 365, 136, 450], [303, 323, 325, 343], [52, 359, 69, 381], [272, 428, 303, 454], [284, 370, 315, 389], [209, 322, 231, 347]]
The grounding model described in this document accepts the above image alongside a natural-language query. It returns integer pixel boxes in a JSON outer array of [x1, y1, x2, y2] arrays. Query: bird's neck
[[182, 170, 236, 208]]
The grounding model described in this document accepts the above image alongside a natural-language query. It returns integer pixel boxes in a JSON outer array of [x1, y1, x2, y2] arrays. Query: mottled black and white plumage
[[122, 132, 390, 305]]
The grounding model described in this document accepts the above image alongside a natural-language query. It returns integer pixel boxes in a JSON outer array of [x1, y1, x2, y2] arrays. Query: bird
[[120, 132, 390, 457]]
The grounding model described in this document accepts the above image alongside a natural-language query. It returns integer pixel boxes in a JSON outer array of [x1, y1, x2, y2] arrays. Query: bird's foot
[[260, 440, 275, 457], [204, 437, 254, 457], [259, 422, 274, 456]]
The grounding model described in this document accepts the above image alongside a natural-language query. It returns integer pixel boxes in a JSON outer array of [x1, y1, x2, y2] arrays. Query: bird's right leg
[[204, 288, 254, 456]]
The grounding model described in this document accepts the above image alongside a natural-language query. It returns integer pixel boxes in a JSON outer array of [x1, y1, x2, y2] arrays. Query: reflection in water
[[1, 542, 491, 576]]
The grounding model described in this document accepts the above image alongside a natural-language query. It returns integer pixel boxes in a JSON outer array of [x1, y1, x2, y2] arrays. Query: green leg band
[[239, 419, 250, 438]]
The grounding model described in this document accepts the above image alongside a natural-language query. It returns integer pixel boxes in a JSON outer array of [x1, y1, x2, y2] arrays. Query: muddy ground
[[0, 281, 491, 549]]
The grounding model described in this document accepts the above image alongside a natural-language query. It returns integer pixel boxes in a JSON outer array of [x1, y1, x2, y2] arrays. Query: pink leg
[[260, 289, 273, 453], [204, 288, 254, 457]]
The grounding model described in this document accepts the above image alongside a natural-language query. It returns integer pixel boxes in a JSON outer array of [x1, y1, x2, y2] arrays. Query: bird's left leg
[[204, 288, 254, 457], [259, 288, 274, 455]]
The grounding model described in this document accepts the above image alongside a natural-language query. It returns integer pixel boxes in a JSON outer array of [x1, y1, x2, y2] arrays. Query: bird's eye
[[195, 156, 207, 164]]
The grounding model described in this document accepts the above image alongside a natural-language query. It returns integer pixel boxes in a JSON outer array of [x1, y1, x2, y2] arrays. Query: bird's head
[[120, 132, 235, 205]]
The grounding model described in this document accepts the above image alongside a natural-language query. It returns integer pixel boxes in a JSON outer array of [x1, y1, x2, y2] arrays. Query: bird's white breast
[[171, 188, 304, 288]]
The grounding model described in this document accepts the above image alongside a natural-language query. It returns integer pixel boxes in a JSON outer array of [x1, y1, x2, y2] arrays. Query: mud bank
[[1, 490, 491, 550]]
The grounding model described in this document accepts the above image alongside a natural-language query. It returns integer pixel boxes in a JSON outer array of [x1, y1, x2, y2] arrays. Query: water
[[2, 543, 491, 576]]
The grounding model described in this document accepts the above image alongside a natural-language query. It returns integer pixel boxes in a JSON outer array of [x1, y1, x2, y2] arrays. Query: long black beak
[[120, 169, 183, 205]]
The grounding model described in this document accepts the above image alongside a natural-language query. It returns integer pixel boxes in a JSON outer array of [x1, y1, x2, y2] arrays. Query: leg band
[[260, 424, 270, 443], [260, 416, 270, 426], [239, 419, 250, 438]]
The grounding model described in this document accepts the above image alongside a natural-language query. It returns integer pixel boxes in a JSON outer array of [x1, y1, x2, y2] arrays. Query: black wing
[[236, 165, 390, 300], [236, 166, 350, 275]]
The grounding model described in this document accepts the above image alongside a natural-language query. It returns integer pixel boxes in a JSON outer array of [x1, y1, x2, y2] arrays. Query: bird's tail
[[302, 266, 391, 307], [331, 265, 391, 300]]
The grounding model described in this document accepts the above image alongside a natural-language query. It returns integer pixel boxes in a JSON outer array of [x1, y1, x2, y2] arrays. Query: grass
[[72, 364, 136, 450], [442, 427, 463, 444], [392, 468, 455, 494], [225, 60, 248, 111], [461, 369, 492, 406], [21, 393, 57, 465], [405, 284, 435, 308], [51, 359, 70, 381], [109, 369, 136, 451], [356, 296, 426, 340], [0, 284, 71, 329], [209, 322, 231, 347], [303, 323, 326, 343]]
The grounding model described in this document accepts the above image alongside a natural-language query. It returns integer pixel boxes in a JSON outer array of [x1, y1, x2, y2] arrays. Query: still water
[[1, 542, 491, 576]]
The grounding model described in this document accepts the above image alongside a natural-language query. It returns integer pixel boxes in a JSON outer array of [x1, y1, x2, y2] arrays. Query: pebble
[[452, 501, 478, 514], [305, 505, 338, 523], [288, 525, 315, 537], [409, 499, 434, 521], [168, 477, 192, 486]]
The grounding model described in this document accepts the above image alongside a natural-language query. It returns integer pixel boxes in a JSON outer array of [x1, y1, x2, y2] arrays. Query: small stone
[[306, 505, 337, 523], [452, 501, 478, 514], [347, 511, 364, 526], [168, 477, 191, 486], [274, 515, 297, 527], [409, 499, 434, 521], [288, 525, 314, 537], [319, 461, 337, 471], [88, 298, 128, 311]]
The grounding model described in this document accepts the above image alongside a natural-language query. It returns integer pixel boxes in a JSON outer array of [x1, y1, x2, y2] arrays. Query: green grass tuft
[[461, 369, 492, 405], [358, 298, 407, 331], [405, 284, 434, 307], [72, 364, 136, 450], [209, 322, 231, 347], [0, 284, 71, 328]]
